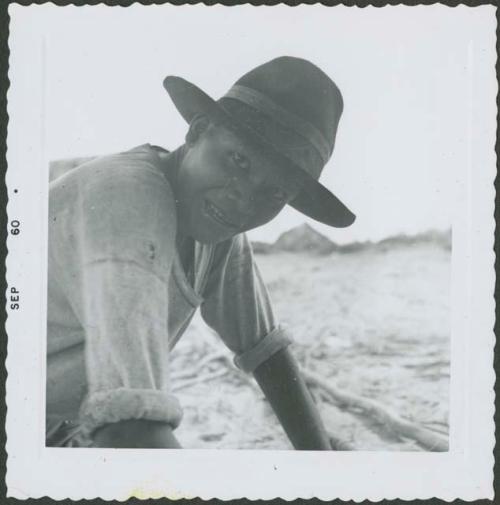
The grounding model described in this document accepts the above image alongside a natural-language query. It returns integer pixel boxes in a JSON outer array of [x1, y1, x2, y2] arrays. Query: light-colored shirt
[[46, 144, 291, 439]]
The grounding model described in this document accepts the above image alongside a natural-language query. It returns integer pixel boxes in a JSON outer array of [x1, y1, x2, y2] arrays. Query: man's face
[[175, 121, 301, 244]]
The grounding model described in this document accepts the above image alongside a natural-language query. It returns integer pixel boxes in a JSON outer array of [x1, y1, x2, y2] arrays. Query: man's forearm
[[253, 347, 331, 450], [92, 419, 182, 448]]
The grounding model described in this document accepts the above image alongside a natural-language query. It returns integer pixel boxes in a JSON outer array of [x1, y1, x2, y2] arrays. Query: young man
[[46, 56, 355, 449]]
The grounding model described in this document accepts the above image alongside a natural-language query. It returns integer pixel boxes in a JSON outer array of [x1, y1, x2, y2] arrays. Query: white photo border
[[5, 3, 497, 501]]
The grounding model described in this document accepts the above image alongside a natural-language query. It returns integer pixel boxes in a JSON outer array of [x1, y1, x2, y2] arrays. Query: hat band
[[218, 97, 325, 180], [223, 85, 331, 164]]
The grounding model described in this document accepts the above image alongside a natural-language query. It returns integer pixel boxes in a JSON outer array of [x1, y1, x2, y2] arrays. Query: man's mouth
[[204, 200, 240, 230]]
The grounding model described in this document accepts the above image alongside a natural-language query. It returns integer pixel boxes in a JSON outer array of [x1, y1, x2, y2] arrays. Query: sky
[[11, 4, 496, 243]]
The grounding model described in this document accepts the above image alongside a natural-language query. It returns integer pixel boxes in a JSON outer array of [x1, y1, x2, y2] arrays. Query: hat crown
[[233, 56, 343, 158]]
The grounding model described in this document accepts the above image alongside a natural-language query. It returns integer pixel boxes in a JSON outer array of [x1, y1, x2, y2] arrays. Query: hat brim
[[163, 75, 355, 228]]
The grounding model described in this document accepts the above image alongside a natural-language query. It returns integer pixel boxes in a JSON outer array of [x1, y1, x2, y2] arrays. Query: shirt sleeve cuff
[[79, 388, 183, 437], [234, 326, 292, 373]]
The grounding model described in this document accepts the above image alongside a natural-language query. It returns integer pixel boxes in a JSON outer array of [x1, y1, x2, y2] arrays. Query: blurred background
[[26, 4, 494, 449]]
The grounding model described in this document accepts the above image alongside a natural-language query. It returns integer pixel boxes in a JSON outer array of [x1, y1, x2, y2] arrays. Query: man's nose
[[226, 175, 261, 211], [226, 182, 253, 209]]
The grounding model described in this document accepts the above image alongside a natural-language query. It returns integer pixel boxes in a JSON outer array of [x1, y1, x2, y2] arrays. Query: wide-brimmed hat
[[163, 56, 355, 228]]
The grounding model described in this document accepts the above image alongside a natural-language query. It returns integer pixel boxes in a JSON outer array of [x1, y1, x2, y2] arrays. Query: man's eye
[[270, 187, 288, 202], [230, 152, 249, 169]]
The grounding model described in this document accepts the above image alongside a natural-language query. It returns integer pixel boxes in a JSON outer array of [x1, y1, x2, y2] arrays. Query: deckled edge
[[492, 3, 499, 501], [1, 0, 9, 503], [1, 2, 497, 502], [1, 0, 497, 9]]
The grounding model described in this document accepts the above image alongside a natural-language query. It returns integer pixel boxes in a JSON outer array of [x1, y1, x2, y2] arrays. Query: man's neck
[[154, 145, 185, 192], [153, 145, 194, 255]]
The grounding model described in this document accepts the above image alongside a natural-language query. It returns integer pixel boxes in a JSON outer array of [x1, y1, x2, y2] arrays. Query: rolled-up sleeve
[[51, 159, 182, 436], [200, 233, 292, 373], [78, 260, 182, 435]]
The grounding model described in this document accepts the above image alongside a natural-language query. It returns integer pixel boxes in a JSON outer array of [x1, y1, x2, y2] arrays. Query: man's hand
[[329, 434, 355, 451], [253, 347, 332, 450], [92, 419, 182, 448]]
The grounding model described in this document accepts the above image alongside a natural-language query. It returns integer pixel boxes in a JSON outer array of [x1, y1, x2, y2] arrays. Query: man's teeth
[[207, 201, 236, 227]]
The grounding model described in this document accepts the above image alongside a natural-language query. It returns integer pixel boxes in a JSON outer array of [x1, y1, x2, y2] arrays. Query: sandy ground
[[173, 244, 451, 450]]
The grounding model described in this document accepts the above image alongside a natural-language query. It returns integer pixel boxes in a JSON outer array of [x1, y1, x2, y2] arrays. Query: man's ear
[[185, 115, 211, 146]]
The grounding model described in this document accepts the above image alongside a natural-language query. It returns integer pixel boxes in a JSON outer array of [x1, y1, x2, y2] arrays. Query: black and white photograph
[[5, 3, 496, 500]]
